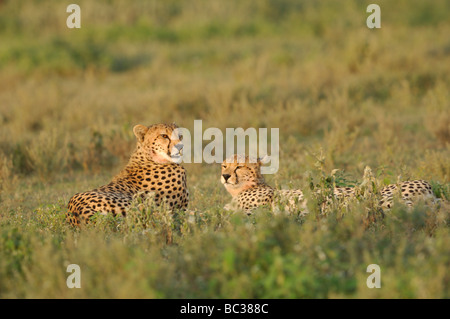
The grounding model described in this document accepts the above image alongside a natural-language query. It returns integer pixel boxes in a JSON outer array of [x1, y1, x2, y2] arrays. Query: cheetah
[[221, 155, 307, 215], [67, 123, 189, 226], [332, 179, 437, 209], [221, 154, 438, 215]]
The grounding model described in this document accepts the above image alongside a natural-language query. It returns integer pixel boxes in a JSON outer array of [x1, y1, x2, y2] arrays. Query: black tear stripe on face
[[163, 134, 172, 156], [234, 167, 241, 185]]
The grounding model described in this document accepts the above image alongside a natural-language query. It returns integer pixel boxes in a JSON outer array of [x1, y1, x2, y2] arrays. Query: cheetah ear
[[133, 124, 149, 143]]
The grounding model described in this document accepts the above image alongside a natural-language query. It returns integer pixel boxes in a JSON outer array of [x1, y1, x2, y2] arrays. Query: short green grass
[[0, 0, 449, 298]]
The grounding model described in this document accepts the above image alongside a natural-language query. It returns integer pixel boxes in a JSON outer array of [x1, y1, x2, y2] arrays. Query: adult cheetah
[[67, 123, 189, 226]]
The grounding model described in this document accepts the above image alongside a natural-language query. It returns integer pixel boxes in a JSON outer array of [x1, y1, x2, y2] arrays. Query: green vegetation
[[0, 0, 449, 298]]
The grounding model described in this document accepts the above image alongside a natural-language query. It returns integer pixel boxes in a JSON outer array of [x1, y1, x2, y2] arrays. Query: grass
[[0, 0, 449, 298]]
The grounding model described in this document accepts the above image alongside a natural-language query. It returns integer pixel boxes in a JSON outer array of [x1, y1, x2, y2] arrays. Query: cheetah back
[[236, 186, 274, 214]]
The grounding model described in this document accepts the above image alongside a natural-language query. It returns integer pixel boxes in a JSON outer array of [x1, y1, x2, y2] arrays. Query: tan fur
[[67, 123, 189, 226], [221, 155, 437, 215], [331, 180, 435, 209], [221, 155, 306, 214]]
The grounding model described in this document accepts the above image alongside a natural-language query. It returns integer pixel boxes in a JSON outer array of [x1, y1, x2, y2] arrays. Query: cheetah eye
[[221, 165, 227, 169], [161, 134, 169, 139], [179, 135, 183, 141]]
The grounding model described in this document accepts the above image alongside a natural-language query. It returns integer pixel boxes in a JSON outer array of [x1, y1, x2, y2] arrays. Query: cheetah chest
[[127, 163, 189, 209]]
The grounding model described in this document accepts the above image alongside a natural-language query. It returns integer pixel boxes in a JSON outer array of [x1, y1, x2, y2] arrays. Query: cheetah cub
[[332, 179, 437, 209], [67, 123, 189, 226], [221, 155, 307, 215], [221, 155, 439, 215]]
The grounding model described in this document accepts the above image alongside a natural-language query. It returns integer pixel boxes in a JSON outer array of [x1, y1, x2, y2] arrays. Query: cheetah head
[[133, 123, 183, 164], [221, 154, 264, 197]]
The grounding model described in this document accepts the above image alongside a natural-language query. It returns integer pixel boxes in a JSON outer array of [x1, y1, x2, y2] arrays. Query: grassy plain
[[0, 0, 449, 298]]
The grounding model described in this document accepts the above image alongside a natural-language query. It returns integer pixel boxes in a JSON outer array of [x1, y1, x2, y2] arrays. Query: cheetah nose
[[174, 143, 183, 151], [222, 174, 231, 182]]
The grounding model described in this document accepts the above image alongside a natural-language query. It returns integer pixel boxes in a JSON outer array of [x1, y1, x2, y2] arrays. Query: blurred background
[[0, 0, 449, 198]]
